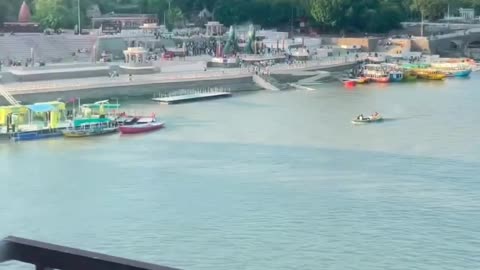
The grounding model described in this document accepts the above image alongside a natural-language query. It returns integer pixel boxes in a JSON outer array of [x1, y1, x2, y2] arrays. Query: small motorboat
[[342, 79, 357, 87], [119, 117, 164, 134], [351, 113, 383, 124]]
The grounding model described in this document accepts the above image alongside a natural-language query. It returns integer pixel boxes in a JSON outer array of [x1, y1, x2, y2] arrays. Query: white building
[[459, 8, 475, 21]]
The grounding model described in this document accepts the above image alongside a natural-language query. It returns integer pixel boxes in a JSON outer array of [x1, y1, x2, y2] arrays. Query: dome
[[18, 1, 32, 23]]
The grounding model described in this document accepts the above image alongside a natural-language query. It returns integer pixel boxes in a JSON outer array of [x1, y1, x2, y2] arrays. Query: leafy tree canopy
[[1, 0, 480, 33]]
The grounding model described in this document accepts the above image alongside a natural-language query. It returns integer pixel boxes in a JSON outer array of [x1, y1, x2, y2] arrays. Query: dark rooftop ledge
[[0, 236, 181, 270]]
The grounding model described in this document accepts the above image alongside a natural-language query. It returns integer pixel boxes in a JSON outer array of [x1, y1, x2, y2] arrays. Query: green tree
[[33, 0, 67, 29], [309, 0, 350, 28], [166, 6, 183, 30], [410, 0, 447, 20], [0, 1, 9, 26]]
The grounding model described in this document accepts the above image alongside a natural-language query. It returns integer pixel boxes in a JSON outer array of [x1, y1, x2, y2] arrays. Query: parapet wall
[[10, 77, 258, 105], [410, 37, 431, 53], [336, 38, 381, 52]]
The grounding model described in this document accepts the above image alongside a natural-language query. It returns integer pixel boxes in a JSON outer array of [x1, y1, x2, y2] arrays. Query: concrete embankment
[[2, 72, 257, 104], [0, 59, 358, 104]]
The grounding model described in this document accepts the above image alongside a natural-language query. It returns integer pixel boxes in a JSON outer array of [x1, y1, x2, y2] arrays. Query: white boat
[[351, 114, 383, 124]]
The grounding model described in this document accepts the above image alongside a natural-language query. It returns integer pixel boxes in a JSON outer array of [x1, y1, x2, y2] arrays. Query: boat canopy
[[27, 103, 55, 113], [0, 105, 29, 125], [81, 103, 120, 109]]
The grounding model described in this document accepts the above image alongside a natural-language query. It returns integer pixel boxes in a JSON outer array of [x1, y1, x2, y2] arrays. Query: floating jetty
[[0, 235, 180, 270], [152, 87, 232, 105]]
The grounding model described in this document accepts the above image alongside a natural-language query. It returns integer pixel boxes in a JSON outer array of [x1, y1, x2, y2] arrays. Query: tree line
[[2, 0, 480, 33]]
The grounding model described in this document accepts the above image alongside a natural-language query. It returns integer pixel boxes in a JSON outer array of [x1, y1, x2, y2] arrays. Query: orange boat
[[353, 77, 370, 84], [370, 76, 390, 83], [362, 64, 390, 83]]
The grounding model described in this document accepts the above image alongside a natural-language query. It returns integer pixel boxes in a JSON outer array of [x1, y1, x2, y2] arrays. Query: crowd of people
[[183, 39, 221, 56]]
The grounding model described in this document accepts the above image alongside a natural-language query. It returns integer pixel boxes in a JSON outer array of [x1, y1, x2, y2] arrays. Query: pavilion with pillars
[[121, 47, 159, 74], [123, 47, 148, 65]]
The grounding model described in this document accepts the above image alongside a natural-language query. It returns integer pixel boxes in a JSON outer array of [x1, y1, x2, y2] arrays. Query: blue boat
[[389, 71, 404, 82], [11, 129, 64, 142], [453, 69, 471, 77], [1, 102, 69, 142]]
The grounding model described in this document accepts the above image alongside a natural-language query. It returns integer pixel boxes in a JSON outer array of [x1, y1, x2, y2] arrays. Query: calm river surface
[[1, 75, 479, 270]]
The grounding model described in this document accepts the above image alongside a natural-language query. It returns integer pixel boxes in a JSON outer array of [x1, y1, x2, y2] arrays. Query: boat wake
[[381, 114, 431, 122]]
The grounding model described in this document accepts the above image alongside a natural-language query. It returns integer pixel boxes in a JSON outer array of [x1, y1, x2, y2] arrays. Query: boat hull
[[404, 74, 417, 81], [63, 127, 118, 138], [389, 73, 404, 82], [119, 122, 165, 134], [352, 77, 369, 84], [351, 117, 383, 124], [454, 69, 471, 77], [370, 77, 390, 83], [10, 129, 65, 142], [343, 80, 357, 87]]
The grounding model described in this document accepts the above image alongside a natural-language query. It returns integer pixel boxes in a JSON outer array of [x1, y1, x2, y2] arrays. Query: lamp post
[[77, 0, 81, 35], [420, 10, 424, 37]]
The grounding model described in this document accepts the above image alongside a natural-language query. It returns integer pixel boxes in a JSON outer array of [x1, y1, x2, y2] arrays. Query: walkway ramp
[[253, 74, 280, 91], [297, 71, 330, 84], [0, 86, 20, 105], [152, 92, 231, 104], [0, 236, 180, 270], [289, 83, 316, 91]]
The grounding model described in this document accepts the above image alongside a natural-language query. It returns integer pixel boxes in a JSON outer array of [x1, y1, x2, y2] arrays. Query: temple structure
[[18, 1, 32, 23], [223, 26, 239, 55], [121, 47, 158, 74], [2, 1, 40, 33], [244, 24, 257, 54], [205, 21, 224, 36], [123, 47, 148, 65]]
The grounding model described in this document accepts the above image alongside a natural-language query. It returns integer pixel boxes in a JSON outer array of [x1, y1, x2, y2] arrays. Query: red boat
[[370, 76, 390, 83], [119, 117, 164, 134], [343, 79, 357, 87]]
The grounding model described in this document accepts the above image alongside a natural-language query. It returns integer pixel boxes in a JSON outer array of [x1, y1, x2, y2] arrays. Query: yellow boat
[[403, 71, 418, 81], [353, 77, 370, 84], [412, 69, 446, 80]]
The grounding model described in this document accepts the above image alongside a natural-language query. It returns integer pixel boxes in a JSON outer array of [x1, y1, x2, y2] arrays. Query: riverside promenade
[[0, 56, 360, 104]]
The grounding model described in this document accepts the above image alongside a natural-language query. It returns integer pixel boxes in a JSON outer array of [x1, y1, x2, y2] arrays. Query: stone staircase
[[0, 34, 98, 63], [253, 74, 280, 91]]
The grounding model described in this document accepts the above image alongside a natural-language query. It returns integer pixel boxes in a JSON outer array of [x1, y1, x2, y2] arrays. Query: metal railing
[[0, 87, 20, 105]]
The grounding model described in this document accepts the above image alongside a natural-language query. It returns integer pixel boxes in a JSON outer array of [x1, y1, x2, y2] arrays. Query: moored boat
[[389, 71, 404, 82], [63, 126, 118, 137], [361, 64, 390, 83], [452, 69, 472, 77], [370, 76, 390, 83], [0, 101, 69, 142], [343, 79, 357, 87], [430, 62, 472, 78], [353, 77, 369, 84], [413, 69, 446, 80], [11, 129, 64, 142], [382, 63, 404, 82], [119, 117, 164, 134], [403, 71, 418, 81], [63, 119, 118, 138]]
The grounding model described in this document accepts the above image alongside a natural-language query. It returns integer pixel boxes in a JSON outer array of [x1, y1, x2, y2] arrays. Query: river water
[[1, 75, 479, 270]]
